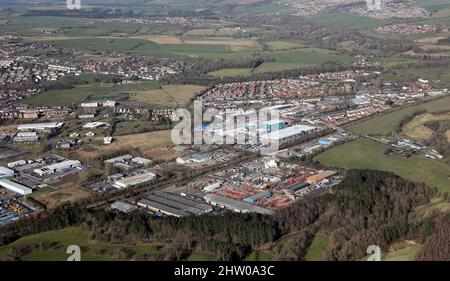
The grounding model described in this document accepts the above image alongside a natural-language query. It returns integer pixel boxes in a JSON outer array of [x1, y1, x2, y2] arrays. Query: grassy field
[[414, 197, 450, 219], [314, 138, 450, 193], [24, 84, 120, 106], [383, 241, 422, 261], [244, 250, 274, 261], [348, 97, 450, 136], [41, 37, 258, 59], [32, 184, 92, 209], [208, 68, 253, 77], [265, 41, 303, 51], [254, 48, 355, 73], [403, 112, 450, 141], [186, 252, 217, 261], [0, 227, 159, 261], [417, 0, 450, 13], [304, 234, 329, 261], [129, 84, 206, 107], [307, 13, 386, 29], [69, 130, 178, 162], [24, 81, 165, 106]]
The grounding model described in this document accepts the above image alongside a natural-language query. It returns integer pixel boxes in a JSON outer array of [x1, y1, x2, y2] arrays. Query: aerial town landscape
[[0, 0, 449, 266]]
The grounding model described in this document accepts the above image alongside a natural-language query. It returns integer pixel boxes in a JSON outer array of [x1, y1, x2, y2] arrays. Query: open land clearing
[[314, 138, 450, 193], [32, 184, 92, 209], [307, 12, 386, 29], [244, 250, 274, 261], [383, 241, 422, 261], [208, 68, 253, 77], [133, 35, 260, 47], [23, 81, 171, 107], [304, 234, 329, 261], [70, 130, 180, 162], [186, 252, 217, 261], [208, 46, 354, 76], [348, 96, 450, 136], [414, 197, 450, 219], [129, 84, 206, 107], [0, 227, 159, 261], [403, 113, 450, 141]]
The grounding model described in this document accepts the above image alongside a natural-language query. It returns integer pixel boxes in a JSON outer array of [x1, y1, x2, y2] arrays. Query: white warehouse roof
[[0, 179, 32, 195], [113, 172, 156, 189], [0, 166, 15, 178], [261, 124, 316, 141], [18, 122, 64, 131], [204, 194, 273, 215]]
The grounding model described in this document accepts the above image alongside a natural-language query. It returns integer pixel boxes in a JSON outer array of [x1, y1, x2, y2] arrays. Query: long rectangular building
[[138, 191, 213, 217], [18, 122, 64, 131], [0, 179, 32, 195], [34, 160, 81, 177], [204, 194, 273, 215], [113, 172, 156, 189], [261, 124, 317, 142]]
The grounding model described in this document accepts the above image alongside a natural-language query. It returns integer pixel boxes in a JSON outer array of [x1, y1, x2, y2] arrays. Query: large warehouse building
[[18, 122, 64, 131], [260, 124, 317, 143], [0, 166, 15, 179], [113, 172, 156, 189], [138, 191, 213, 217], [204, 194, 273, 215], [34, 160, 82, 177], [0, 179, 32, 195]]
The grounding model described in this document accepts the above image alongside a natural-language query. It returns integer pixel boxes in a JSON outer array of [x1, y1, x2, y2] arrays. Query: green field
[[304, 234, 329, 261], [416, 0, 450, 13], [265, 41, 303, 51], [254, 48, 355, 73], [384, 244, 422, 261], [41, 37, 257, 59], [208, 68, 253, 77], [0, 227, 159, 261], [244, 250, 274, 261], [348, 97, 450, 136], [307, 13, 386, 29], [186, 252, 217, 261], [24, 81, 161, 106], [314, 138, 450, 193]]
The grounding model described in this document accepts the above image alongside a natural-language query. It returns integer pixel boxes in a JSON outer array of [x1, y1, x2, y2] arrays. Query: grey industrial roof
[[204, 194, 273, 215]]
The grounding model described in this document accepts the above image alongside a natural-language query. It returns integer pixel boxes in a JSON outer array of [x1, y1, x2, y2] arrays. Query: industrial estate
[[0, 0, 449, 263]]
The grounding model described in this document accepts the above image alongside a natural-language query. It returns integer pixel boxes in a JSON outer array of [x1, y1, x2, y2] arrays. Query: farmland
[[307, 13, 386, 29], [314, 138, 450, 193]]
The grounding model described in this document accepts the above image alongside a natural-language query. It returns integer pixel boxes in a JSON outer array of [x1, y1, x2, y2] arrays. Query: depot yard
[[314, 138, 450, 194]]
